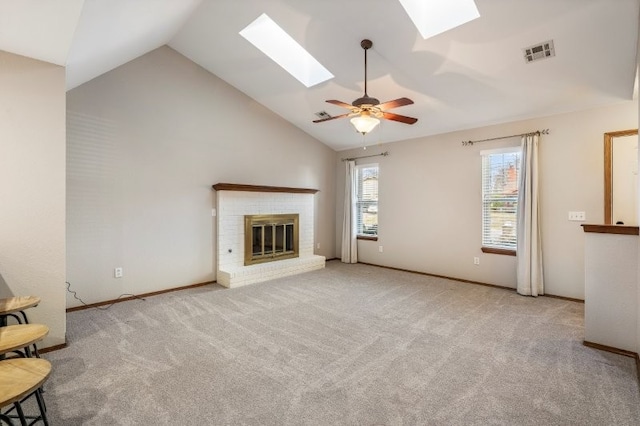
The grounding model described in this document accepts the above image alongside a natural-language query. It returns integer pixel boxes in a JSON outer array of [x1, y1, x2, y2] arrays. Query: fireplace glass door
[[245, 214, 299, 265]]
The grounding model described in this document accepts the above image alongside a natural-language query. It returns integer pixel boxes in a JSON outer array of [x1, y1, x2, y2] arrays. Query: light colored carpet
[[42, 262, 640, 425]]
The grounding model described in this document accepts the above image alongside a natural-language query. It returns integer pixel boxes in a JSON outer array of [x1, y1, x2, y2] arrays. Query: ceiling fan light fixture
[[312, 39, 417, 129], [351, 114, 380, 135]]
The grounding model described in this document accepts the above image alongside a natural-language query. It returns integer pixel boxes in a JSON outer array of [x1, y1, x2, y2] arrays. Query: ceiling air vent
[[315, 111, 332, 119], [523, 40, 555, 63]]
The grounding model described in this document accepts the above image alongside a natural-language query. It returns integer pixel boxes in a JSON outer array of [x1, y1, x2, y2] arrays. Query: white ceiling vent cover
[[523, 40, 555, 63]]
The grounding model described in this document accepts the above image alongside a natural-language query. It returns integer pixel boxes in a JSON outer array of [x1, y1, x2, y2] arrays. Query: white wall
[[0, 51, 66, 347], [66, 46, 337, 307], [337, 101, 638, 299], [584, 232, 638, 352]]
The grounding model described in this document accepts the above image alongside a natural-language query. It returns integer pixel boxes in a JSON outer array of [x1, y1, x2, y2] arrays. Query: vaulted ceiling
[[1, 0, 638, 151]]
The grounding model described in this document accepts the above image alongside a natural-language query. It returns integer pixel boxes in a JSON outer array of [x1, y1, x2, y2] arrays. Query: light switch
[[568, 211, 586, 221]]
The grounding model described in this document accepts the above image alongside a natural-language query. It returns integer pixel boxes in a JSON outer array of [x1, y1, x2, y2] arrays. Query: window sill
[[357, 235, 378, 241], [481, 247, 516, 256]]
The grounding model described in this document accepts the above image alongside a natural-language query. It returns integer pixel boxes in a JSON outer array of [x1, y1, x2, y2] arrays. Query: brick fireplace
[[212, 183, 326, 288]]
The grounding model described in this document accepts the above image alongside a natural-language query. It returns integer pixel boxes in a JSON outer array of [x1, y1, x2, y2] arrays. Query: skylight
[[239, 13, 333, 88], [398, 0, 480, 40]]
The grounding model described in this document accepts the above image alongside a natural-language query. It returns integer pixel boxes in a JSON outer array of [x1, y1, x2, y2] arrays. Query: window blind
[[355, 164, 379, 236], [481, 148, 521, 250]]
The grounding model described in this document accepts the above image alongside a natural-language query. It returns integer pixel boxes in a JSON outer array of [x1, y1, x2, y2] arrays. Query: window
[[481, 148, 521, 253], [239, 13, 334, 87], [355, 164, 378, 237]]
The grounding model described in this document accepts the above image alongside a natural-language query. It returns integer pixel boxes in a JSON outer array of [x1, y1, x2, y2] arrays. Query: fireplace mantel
[[212, 183, 319, 194]]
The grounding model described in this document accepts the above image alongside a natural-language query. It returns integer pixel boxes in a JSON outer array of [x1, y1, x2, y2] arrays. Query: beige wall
[[337, 101, 638, 300], [66, 46, 337, 307], [637, 29, 640, 354], [0, 51, 66, 346]]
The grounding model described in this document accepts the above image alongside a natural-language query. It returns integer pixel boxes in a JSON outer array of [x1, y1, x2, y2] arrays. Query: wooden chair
[[0, 358, 51, 425], [0, 297, 40, 327]]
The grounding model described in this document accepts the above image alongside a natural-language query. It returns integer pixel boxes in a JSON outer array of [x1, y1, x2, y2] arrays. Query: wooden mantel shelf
[[212, 183, 319, 194], [581, 224, 639, 235]]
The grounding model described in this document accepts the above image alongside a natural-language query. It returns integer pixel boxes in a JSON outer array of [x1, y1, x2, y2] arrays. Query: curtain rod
[[461, 129, 549, 146], [341, 151, 389, 162]]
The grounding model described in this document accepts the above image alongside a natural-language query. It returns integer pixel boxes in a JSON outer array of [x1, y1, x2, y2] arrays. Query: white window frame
[[355, 163, 379, 238], [481, 147, 521, 253]]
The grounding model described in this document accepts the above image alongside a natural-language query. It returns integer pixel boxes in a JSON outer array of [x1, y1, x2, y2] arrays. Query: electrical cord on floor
[[66, 281, 146, 310]]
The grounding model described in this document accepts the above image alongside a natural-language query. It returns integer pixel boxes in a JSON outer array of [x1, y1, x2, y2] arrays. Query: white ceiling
[[1, 0, 638, 151]]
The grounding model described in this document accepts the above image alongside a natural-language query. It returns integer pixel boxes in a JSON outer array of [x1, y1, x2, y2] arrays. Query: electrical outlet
[[473, 257, 480, 265], [568, 211, 586, 221], [114, 267, 123, 278], [378, 245, 383, 253], [316, 243, 320, 249]]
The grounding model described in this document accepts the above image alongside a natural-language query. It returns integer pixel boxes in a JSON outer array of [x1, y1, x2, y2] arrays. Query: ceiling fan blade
[[381, 111, 418, 125], [326, 99, 355, 109], [377, 97, 414, 110], [313, 112, 351, 123]]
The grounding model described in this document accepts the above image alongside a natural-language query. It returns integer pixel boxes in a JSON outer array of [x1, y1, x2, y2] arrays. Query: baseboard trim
[[66, 280, 217, 312], [357, 262, 517, 291], [539, 293, 585, 303], [583, 342, 640, 387], [583, 340, 637, 358], [39, 342, 68, 354], [358, 261, 516, 291], [66, 259, 335, 313], [356, 262, 584, 302]]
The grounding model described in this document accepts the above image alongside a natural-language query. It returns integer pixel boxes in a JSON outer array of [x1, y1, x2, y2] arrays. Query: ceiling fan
[[313, 39, 418, 134]]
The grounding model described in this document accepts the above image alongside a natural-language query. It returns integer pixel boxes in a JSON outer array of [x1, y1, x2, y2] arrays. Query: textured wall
[[217, 191, 316, 270], [215, 190, 324, 287]]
